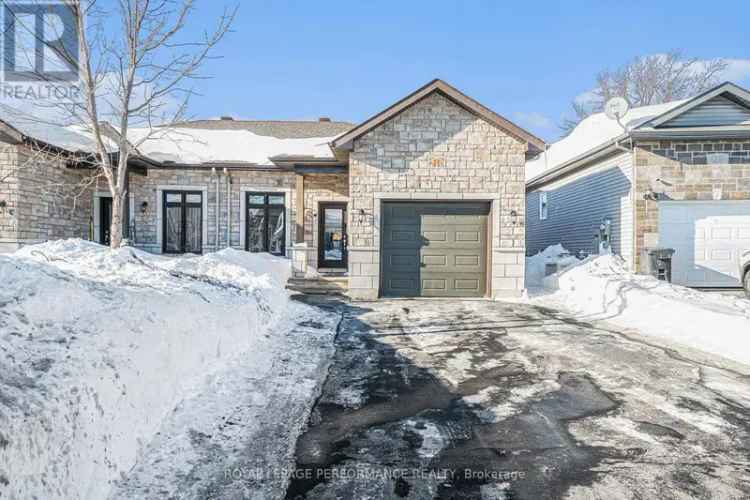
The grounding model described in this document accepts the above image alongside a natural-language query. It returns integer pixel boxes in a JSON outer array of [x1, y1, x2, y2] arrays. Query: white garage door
[[659, 201, 750, 287]]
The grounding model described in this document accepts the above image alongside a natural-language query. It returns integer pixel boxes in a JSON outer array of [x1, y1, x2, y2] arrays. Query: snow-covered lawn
[[0, 240, 335, 500], [524, 245, 750, 368]]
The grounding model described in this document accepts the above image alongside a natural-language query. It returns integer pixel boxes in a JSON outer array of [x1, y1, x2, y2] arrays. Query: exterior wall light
[[509, 209, 518, 226], [358, 208, 366, 224], [141, 201, 149, 214]]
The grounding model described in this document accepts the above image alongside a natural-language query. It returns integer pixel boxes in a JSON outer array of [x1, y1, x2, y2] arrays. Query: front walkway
[[285, 299, 750, 500]]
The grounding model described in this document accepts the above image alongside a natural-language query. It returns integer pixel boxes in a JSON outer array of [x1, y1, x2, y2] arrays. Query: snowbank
[[527, 247, 750, 367], [525, 244, 581, 288], [0, 240, 293, 499]]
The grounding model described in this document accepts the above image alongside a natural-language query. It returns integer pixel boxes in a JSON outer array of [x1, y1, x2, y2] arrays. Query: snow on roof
[[0, 104, 99, 153], [128, 127, 338, 165], [526, 100, 687, 181]]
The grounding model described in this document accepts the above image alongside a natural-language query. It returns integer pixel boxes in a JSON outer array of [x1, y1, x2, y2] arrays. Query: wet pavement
[[285, 299, 750, 500]]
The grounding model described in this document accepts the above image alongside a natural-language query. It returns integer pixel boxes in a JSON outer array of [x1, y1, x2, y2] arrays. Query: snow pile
[[0, 240, 294, 500], [129, 127, 337, 165], [525, 243, 581, 288], [525, 99, 685, 180], [528, 247, 750, 366]]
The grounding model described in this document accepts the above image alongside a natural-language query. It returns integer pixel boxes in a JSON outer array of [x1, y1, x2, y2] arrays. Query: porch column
[[291, 172, 307, 277], [295, 173, 305, 243]]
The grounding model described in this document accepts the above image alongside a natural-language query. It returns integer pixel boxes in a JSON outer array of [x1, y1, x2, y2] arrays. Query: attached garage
[[381, 202, 490, 297], [659, 201, 750, 287]]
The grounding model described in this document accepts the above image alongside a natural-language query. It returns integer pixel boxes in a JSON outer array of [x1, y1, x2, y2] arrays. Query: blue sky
[[184, 1, 749, 141]]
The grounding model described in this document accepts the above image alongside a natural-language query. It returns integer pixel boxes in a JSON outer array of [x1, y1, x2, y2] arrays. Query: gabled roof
[[527, 81, 750, 187], [639, 82, 750, 129], [331, 79, 545, 153]]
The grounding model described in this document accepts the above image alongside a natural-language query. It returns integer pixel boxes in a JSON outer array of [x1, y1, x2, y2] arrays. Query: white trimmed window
[[539, 192, 549, 220]]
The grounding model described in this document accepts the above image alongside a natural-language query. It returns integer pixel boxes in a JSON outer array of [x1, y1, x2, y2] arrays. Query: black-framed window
[[246, 192, 285, 255], [163, 191, 203, 254]]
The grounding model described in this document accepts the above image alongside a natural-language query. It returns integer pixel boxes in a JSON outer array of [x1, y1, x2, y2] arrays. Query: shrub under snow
[[0, 240, 292, 499]]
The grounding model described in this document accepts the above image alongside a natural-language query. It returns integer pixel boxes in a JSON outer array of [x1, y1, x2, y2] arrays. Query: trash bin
[[640, 247, 675, 282]]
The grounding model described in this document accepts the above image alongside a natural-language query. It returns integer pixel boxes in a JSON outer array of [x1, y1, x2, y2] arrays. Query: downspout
[[224, 167, 231, 248], [212, 167, 219, 251]]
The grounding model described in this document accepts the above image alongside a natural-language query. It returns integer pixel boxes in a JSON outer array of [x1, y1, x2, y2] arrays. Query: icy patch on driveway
[[404, 419, 446, 459], [464, 380, 561, 423]]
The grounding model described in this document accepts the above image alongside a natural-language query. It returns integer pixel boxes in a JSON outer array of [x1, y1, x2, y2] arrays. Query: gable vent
[[661, 95, 750, 128]]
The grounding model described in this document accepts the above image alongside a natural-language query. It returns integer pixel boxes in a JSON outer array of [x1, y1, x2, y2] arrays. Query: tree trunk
[[110, 192, 124, 248]]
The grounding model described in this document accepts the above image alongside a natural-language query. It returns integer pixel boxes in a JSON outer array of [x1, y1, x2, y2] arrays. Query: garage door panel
[[659, 201, 750, 287], [384, 251, 420, 269], [382, 202, 489, 297], [420, 273, 485, 297]]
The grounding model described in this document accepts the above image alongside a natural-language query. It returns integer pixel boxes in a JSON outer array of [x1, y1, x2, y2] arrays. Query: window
[[163, 191, 203, 254], [246, 192, 285, 255], [539, 192, 549, 220]]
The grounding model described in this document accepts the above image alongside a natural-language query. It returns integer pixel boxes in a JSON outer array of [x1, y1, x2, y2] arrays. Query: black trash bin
[[640, 247, 675, 282]]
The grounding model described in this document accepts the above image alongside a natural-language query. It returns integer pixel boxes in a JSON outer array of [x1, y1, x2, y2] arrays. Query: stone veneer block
[[347, 93, 528, 299]]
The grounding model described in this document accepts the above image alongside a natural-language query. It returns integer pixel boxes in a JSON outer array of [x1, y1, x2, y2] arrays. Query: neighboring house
[[0, 79, 544, 299], [526, 81, 750, 288]]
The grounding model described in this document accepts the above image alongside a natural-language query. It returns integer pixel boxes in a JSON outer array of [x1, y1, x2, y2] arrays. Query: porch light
[[509, 209, 518, 226], [141, 201, 149, 214], [358, 208, 366, 224]]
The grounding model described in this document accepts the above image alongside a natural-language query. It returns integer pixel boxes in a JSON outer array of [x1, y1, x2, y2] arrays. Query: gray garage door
[[381, 202, 489, 297]]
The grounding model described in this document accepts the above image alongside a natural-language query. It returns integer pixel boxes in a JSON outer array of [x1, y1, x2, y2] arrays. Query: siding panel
[[663, 96, 750, 127], [527, 153, 634, 266]]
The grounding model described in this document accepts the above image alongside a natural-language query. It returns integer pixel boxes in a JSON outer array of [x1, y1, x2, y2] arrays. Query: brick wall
[[348, 92, 528, 299], [633, 139, 750, 267]]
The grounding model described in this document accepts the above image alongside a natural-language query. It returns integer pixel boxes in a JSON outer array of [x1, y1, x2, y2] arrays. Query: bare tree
[[560, 50, 728, 135], [3, 0, 235, 247]]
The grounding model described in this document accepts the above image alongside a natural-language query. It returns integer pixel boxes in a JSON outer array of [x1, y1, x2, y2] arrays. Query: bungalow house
[[526, 81, 750, 288], [0, 79, 544, 299]]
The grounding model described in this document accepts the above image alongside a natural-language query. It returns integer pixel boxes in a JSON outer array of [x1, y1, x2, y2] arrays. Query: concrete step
[[286, 277, 349, 296]]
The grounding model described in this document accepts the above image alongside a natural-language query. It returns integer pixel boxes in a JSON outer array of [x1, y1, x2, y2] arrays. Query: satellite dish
[[604, 97, 630, 121]]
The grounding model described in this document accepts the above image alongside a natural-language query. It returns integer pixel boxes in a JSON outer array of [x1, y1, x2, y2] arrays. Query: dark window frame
[[162, 190, 203, 254], [245, 192, 286, 256], [317, 202, 348, 269]]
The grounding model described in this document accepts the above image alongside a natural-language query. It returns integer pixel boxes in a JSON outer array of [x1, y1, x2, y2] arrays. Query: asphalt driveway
[[286, 299, 750, 500]]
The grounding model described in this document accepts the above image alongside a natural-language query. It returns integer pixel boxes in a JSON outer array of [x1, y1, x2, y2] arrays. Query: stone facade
[[294, 172, 349, 274], [347, 93, 528, 300], [0, 144, 93, 252], [127, 168, 297, 254], [633, 139, 750, 268]]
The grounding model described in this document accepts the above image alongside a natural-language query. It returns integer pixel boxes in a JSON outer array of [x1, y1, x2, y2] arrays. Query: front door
[[100, 197, 113, 246], [318, 202, 347, 268]]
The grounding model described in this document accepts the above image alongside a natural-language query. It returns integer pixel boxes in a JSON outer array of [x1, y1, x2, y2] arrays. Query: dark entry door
[[100, 197, 113, 246], [163, 191, 203, 254], [318, 203, 347, 268], [381, 202, 489, 297]]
